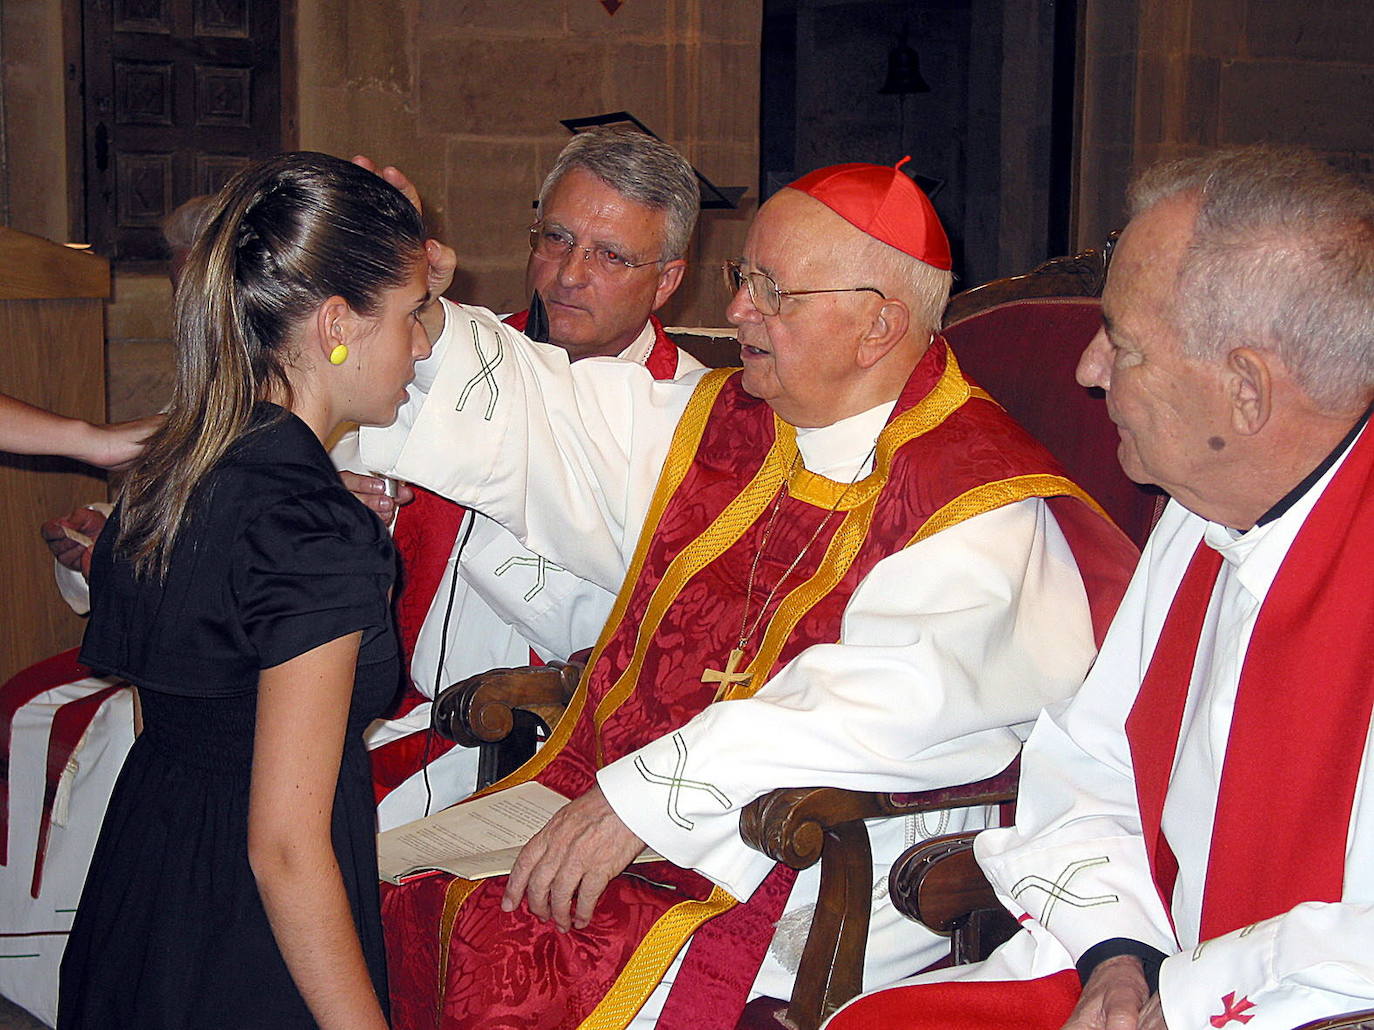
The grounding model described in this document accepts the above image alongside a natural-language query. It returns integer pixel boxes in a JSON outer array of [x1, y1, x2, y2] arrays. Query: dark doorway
[[77, 0, 293, 268], [760, 0, 1080, 287]]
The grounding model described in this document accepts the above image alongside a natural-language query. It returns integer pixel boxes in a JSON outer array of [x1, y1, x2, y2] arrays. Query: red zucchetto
[[787, 157, 952, 271]]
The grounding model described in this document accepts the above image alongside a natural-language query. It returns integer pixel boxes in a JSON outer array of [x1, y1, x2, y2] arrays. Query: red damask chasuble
[[382, 339, 1136, 1030]]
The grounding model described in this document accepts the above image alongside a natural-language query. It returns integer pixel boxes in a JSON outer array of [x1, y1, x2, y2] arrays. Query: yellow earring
[[328, 343, 349, 366]]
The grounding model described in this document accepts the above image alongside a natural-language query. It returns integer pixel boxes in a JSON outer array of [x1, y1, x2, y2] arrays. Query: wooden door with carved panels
[[81, 0, 288, 266]]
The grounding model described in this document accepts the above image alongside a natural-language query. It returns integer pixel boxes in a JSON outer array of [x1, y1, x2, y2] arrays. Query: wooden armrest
[[738, 759, 1021, 1030], [739, 757, 1020, 870], [740, 787, 896, 869], [889, 831, 993, 929], [887, 756, 1020, 810], [431, 661, 581, 747], [889, 831, 1019, 964]]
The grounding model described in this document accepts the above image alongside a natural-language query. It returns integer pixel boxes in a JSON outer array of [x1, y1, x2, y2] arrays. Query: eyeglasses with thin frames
[[723, 259, 886, 317], [529, 222, 664, 277]]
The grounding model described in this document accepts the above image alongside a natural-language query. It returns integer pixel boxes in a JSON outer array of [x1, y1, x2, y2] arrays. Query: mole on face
[[1208, 436, 1226, 451]]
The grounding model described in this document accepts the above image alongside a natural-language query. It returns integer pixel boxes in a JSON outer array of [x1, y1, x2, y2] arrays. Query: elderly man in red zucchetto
[[362, 160, 1137, 1028]]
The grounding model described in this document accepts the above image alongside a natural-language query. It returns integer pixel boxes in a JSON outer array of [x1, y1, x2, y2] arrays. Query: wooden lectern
[[0, 227, 110, 684]]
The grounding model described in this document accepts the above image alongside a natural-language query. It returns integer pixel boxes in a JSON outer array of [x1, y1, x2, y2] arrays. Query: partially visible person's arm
[[599, 498, 1097, 902], [40, 504, 110, 614], [972, 503, 1205, 966], [1152, 898, 1374, 1030], [42, 504, 108, 574], [351, 155, 455, 345], [329, 428, 414, 523], [359, 299, 699, 592], [0, 392, 156, 468], [248, 632, 389, 1030]]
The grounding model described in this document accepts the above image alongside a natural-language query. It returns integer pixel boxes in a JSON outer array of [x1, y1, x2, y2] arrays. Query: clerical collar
[[795, 400, 896, 480], [615, 320, 658, 367], [1255, 405, 1372, 527]]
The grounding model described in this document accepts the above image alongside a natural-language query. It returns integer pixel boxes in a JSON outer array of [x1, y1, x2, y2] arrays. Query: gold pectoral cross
[[701, 647, 752, 701]]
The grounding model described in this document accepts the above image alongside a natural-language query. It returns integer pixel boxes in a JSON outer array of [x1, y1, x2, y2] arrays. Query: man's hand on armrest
[[339, 470, 415, 523]]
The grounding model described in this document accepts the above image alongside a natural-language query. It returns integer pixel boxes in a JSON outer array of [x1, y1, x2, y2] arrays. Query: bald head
[[726, 188, 949, 428]]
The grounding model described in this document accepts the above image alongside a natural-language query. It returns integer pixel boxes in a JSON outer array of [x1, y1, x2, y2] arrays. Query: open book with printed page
[[377, 780, 663, 885]]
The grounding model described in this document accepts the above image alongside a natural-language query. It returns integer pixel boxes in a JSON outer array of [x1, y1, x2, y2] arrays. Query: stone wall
[[4, 0, 1371, 419], [1074, 0, 1374, 253], [94, 0, 762, 419], [296, 0, 761, 337], [759, 0, 1066, 289]]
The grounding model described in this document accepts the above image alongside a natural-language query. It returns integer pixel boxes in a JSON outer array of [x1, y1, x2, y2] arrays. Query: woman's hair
[[117, 151, 426, 578]]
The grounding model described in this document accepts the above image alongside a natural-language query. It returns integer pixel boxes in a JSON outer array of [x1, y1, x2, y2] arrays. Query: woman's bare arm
[[248, 632, 388, 1030]]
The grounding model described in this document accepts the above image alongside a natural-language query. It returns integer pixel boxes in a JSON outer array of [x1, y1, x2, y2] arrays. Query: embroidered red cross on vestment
[[1210, 991, 1256, 1026]]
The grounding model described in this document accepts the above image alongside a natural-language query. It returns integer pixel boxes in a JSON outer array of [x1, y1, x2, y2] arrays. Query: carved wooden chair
[[429, 242, 1166, 1029], [432, 659, 582, 788]]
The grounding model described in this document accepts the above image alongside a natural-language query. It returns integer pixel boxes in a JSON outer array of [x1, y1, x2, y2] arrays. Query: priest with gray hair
[[826, 146, 1374, 1030]]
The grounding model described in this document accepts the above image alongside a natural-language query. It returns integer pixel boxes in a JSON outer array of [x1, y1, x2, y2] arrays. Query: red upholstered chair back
[[942, 297, 1163, 548]]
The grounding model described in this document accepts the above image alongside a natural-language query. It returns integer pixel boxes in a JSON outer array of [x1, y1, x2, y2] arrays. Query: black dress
[[58, 406, 398, 1030]]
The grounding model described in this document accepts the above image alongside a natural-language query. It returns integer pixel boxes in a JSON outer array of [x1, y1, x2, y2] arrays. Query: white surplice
[[850, 432, 1374, 1030], [336, 318, 703, 829], [360, 299, 1100, 1007]]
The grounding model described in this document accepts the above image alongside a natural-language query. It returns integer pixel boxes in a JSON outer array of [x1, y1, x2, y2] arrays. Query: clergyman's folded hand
[[1061, 955, 1155, 1030]]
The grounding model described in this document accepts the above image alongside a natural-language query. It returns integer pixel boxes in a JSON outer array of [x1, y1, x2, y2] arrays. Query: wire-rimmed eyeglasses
[[529, 222, 663, 277], [723, 259, 886, 317]]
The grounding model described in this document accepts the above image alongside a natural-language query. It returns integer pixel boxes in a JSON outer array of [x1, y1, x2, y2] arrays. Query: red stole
[[381, 340, 1136, 1030], [1126, 423, 1374, 941]]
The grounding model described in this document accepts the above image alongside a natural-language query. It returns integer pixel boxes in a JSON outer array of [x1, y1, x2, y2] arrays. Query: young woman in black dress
[[58, 151, 439, 1029]]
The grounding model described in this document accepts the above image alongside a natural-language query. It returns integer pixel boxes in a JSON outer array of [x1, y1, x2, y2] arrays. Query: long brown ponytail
[[116, 152, 426, 578]]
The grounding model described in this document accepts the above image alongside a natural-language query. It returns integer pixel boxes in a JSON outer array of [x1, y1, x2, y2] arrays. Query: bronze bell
[[879, 32, 931, 95]]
